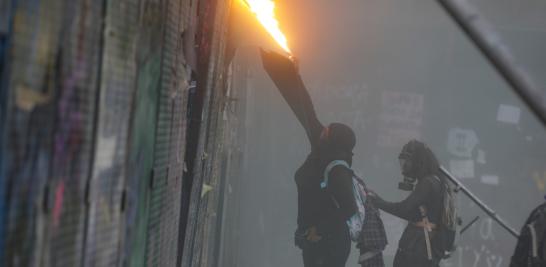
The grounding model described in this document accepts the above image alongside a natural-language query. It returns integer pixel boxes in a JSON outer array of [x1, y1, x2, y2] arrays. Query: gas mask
[[398, 156, 417, 191], [398, 177, 416, 191]]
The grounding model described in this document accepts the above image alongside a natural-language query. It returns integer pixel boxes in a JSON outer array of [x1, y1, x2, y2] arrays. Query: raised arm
[[260, 50, 324, 150]]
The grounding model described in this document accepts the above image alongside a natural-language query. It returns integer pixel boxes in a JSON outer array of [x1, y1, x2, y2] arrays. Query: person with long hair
[[369, 140, 454, 267]]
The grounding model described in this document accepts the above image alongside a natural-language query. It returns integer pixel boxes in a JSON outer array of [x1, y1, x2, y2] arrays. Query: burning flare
[[241, 0, 291, 54]]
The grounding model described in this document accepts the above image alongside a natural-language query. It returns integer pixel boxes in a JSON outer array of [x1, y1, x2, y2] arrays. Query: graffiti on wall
[[0, 0, 228, 266], [2, 0, 64, 265]]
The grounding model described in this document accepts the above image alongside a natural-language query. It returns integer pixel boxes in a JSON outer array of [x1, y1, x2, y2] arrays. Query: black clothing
[[322, 123, 356, 156], [359, 252, 384, 267], [261, 50, 357, 266], [510, 202, 546, 267], [371, 139, 447, 266], [260, 50, 323, 150], [260, 50, 356, 232], [374, 176, 444, 266], [375, 176, 443, 224], [296, 157, 356, 233], [302, 225, 351, 267], [393, 248, 439, 267]]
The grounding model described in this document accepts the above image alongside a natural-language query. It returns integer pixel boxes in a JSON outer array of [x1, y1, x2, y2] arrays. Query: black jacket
[[510, 202, 546, 267], [374, 176, 444, 258], [261, 51, 356, 234], [374, 176, 443, 224], [295, 155, 356, 233]]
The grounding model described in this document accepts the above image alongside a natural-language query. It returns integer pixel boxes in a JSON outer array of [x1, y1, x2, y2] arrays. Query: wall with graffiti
[[0, 0, 235, 266]]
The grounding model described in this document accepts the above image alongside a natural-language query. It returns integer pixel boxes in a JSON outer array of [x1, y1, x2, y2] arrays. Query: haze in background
[[220, 0, 546, 266]]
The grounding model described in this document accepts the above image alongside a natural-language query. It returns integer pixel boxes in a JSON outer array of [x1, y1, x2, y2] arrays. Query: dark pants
[[301, 226, 351, 267], [359, 252, 384, 267], [392, 225, 441, 267], [393, 249, 439, 267]]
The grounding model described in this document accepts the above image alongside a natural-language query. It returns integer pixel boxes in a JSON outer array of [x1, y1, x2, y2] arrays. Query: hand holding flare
[[261, 49, 297, 77], [260, 49, 301, 95]]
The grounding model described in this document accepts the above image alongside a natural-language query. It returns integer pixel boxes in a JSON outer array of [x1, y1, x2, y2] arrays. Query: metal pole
[[437, 0, 546, 128], [439, 166, 520, 238]]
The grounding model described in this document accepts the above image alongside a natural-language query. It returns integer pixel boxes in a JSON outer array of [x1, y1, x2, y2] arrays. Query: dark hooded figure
[[261, 50, 357, 267], [510, 200, 546, 267], [369, 140, 448, 267]]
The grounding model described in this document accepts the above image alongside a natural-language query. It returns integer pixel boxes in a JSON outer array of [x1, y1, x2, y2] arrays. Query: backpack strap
[[529, 207, 546, 261], [528, 223, 538, 258], [419, 206, 434, 261], [321, 160, 350, 189]]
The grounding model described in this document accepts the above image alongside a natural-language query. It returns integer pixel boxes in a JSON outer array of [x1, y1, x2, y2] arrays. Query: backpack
[[525, 204, 546, 266], [434, 175, 459, 259], [322, 160, 367, 242]]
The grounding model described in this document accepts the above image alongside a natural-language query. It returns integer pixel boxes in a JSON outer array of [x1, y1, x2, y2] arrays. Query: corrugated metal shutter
[[194, 34, 229, 267], [42, 0, 104, 266], [181, 0, 231, 265], [120, 0, 165, 266], [82, 0, 139, 266], [1, 1, 65, 266], [161, 0, 190, 264], [145, 0, 188, 266]]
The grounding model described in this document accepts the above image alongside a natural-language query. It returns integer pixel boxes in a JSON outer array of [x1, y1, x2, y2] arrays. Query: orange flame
[[242, 0, 291, 54]]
